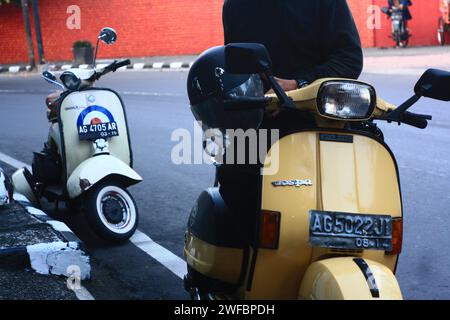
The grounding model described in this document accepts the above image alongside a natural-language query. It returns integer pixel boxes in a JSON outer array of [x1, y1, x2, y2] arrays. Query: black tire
[[438, 17, 446, 46], [83, 181, 139, 243]]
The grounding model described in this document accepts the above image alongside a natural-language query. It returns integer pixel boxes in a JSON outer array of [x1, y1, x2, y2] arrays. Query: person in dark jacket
[[223, 0, 364, 92], [388, 0, 413, 21], [218, 0, 365, 243]]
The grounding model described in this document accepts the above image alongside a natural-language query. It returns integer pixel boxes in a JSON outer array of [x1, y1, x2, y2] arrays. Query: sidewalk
[[363, 46, 450, 75], [0, 196, 91, 299]]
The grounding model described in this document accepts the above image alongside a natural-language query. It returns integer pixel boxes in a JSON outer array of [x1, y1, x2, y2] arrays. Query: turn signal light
[[387, 218, 403, 255], [259, 210, 281, 249]]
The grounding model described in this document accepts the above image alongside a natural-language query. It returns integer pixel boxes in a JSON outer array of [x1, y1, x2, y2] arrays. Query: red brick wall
[[0, 0, 443, 65]]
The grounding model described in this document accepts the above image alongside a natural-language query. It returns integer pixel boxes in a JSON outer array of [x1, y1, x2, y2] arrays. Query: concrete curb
[[0, 194, 90, 281], [0, 61, 193, 75]]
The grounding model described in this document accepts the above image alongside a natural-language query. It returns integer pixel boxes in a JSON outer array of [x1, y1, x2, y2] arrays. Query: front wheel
[[83, 181, 139, 243]]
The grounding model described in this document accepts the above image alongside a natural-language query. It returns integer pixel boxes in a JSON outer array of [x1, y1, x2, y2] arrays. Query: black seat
[[188, 188, 246, 248]]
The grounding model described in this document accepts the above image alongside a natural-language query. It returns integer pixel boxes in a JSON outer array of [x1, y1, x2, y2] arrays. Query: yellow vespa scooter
[[183, 43, 450, 300]]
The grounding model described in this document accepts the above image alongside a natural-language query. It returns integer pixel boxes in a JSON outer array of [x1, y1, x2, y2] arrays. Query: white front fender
[[67, 155, 142, 199]]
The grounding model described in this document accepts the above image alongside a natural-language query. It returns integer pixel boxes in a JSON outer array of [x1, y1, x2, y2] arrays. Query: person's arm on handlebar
[[273, 0, 363, 91]]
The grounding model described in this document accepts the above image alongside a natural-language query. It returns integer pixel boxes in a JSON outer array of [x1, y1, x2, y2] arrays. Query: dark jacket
[[222, 0, 363, 83]]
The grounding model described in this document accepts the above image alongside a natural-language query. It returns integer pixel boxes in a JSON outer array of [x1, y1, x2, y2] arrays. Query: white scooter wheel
[[83, 181, 139, 243]]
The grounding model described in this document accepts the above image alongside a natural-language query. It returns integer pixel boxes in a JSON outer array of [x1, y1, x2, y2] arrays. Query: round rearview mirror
[[98, 27, 117, 45]]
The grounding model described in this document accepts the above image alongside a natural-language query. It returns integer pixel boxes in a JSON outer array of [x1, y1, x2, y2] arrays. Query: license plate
[[309, 210, 392, 251], [78, 122, 119, 140]]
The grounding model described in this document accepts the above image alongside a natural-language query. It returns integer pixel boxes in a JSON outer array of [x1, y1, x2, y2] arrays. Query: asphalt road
[[0, 69, 449, 300]]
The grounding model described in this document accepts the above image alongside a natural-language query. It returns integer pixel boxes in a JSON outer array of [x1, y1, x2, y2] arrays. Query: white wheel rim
[[95, 186, 136, 234]]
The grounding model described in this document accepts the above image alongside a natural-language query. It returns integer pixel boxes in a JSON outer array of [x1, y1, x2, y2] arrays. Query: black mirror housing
[[414, 68, 450, 101], [42, 71, 57, 82], [99, 27, 117, 45], [224, 43, 272, 74]]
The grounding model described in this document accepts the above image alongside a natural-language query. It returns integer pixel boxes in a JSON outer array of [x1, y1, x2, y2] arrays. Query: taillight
[[259, 210, 281, 249], [387, 218, 403, 255]]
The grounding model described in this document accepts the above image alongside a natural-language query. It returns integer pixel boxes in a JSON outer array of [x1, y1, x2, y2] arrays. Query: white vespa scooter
[[12, 27, 142, 242]]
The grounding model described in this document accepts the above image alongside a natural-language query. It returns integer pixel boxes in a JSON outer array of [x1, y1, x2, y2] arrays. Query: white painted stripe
[[152, 62, 164, 69], [25, 66, 31, 72], [95, 63, 109, 70], [0, 90, 28, 94], [73, 287, 95, 300], [130, 230, 185, 279], [117, 66, 128, 72], [0, 151, 31, 171], [47, 220, 73, 233], [170, 62, 183, 69], [13, 193, 31, 203], [8, 66, 21, 73], [119, 91, 183, 97], [26, 206, 47, 216], [133, 63, 145, 70], [61, 64, 73, 71], [79, 64, 90, 69]]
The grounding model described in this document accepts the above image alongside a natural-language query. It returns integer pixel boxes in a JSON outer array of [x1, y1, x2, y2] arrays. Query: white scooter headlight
[[317, 81, 376, 120], [60, 71, 82, 91]]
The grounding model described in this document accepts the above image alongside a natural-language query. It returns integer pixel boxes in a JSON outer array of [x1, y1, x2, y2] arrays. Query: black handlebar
[[112, 59, 131, 71], [94, 59, 131, 80], [401, 111, 430, 129]]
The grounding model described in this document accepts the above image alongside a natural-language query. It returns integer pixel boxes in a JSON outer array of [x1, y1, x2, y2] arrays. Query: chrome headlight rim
[[316, 80, 377, 121], [60, 71, 82, 91]]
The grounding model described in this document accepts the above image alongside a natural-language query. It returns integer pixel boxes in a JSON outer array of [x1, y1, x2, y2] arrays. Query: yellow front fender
[[299, 257, 403, 300]]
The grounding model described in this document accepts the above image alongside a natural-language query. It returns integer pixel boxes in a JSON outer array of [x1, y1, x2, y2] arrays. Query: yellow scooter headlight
[[317, 80, 376, 120]]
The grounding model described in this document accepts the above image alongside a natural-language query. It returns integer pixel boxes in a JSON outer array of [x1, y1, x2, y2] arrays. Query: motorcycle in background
[[382, 6, 411, 47], [12, 27, 142, 242], [438, 0, 450, 45]]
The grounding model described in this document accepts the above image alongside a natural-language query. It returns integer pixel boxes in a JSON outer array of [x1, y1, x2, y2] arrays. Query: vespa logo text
[[272, 179, 313, 188]]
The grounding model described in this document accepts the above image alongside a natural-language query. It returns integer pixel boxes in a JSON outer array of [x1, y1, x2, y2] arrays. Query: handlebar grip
[[402, 111, 428, 129], [112, 59, 131, 71]]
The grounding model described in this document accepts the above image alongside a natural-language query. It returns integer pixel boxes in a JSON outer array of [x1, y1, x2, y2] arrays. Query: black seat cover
[[188, 188, 246, 248]]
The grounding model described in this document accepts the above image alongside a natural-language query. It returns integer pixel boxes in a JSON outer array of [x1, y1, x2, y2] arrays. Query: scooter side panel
[[59, 90, 131, 179], [184, 232, 244, 284], [247, 132, 319, 300], [246, 131, 402, 300]]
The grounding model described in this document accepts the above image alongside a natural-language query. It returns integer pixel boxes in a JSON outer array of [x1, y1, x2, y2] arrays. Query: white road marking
[[73, 287, 95, 300], [47, 220, 73, 233], [0, 151, 32, 171], [120, 91, 183, 97], [26, 206, 48, 216], [61, 65, 73, 71], [0, 89, 182, 98], [133, 63, 145, 70], [130, 230, 185, 279], [8, 66, 21, 73], [152, 62, 164, 69], [170, 62, 183, 69]]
